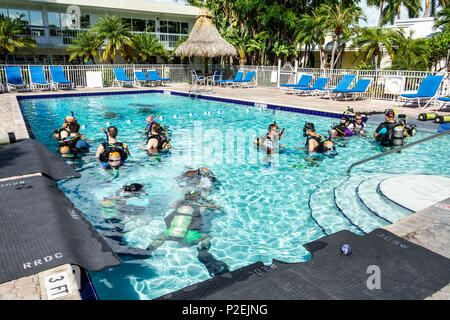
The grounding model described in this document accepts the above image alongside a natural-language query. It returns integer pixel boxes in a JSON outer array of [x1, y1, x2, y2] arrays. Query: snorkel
[[102, 127, 109, 143]]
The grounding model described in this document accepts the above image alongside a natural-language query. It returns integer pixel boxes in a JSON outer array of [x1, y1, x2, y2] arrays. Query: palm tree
[[93, 15, 132, 64], [319, 1, 364, 69], [435, 6, 450, 29], [130, 32, 167, 63], [228, 27, 251, 66], [246, 32, 268, 66], [0, 14, 36, 62], [351, 27, 395, 70], [295, 11, 327, 68], [424, 0, 449, 18], [381, 0, 422, 25], [390, 55, 428, 70], [67, 31, 102, 64], [389, 29, 430, 61], [272, 40, 293, 65]]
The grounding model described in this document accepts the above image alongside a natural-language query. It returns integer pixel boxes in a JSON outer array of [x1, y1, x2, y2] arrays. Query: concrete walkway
[[0, 84, 448, 300]]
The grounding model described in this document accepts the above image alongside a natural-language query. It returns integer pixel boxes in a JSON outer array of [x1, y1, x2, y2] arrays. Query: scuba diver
[[53, 114, 76, 140], [98, 183, 157, 258], [254, 122, 286, 155], [54, 117, 90, 158], [145, 190, 230, 277], [347, 112, 366, 136], [101, 183, 149, 220], [298, 122, 337, 156], [95, 126, 130, 169], [139, 123, 171, 155], [177, 167, 220, 192], [373, 109, 416, 147], [330, 116, 353, 138]]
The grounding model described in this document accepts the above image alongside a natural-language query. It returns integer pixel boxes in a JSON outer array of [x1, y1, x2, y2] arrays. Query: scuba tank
[[392, 126, 405, 146], [418, 113, 437, 121], [0, 132, 16, 145], [435, 115, 450, 123]]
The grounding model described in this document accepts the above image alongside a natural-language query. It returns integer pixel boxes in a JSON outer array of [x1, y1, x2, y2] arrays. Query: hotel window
[[48, 12, 61, 27], [122, 18, 131, 28], [160, 20, 167, 33], [60, 12, 73, 28], [168, 21, 177, 34], [80, 14, 90, 29], [181, 22, 188, 34], [132, 18, 146, 32], [9, 9, 29, 24], [146, 20, 155, 32], [30, 10, 43, 26], [29, 10, 44, 36]]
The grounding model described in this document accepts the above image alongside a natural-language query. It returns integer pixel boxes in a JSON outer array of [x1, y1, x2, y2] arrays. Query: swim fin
[[197, 248, 230, 277]]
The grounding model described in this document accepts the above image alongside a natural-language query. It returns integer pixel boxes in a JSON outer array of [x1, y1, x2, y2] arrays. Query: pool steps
[[357, 175, 413, 223], [308, 173, 416, 237]]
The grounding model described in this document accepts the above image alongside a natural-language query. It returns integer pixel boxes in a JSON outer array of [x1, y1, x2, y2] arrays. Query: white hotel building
[[0, 0, 201, 64]]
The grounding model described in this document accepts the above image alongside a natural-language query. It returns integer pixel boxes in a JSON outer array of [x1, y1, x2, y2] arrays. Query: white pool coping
[[380, 174, 450, 212]]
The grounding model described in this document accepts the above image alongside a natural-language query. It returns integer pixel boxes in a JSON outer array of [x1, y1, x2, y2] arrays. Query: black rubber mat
[[0, 139, 80, 180], [0, 175, 121, 284], [157, 261, 270, 300], [160, 229, 450, 300]]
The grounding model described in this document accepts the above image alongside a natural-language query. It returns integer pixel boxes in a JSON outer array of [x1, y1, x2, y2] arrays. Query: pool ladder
[[188, 76, 214, 98]]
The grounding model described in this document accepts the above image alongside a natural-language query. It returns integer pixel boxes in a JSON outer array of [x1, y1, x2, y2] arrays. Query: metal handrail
[[347, 129, 450, 176]]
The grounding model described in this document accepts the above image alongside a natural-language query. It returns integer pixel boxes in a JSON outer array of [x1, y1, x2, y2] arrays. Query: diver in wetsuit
[[373, 109, 398, 146], [254, 122, 286, 155], [303, 122, 336, 154], [57, 122, 90, 158], [95, 126, 130, 168], [139, 123, 171, 155], [146, 190, 230, 277], [177, 167, 219, 192], [98, 183, 155, 258]]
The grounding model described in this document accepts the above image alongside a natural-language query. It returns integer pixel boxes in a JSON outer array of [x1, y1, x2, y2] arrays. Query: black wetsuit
[[333, 123, 349, 137], [375, 121, 397, 146], [306, 134, 329, 153]]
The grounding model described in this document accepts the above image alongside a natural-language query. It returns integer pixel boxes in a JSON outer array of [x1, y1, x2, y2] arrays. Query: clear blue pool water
[[20, 92, 450, 300]]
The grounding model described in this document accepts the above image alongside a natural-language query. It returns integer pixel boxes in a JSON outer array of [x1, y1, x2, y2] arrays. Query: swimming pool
[[19, 92, 450, 299]]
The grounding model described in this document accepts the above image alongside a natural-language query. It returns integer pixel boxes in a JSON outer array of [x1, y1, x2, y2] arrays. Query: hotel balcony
[[20, 26, 186, 50]]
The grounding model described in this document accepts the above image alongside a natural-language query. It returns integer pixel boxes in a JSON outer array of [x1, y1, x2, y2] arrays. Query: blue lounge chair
[[113, 68, 134, 87], [436, 96, 450, 111], [210, 70, 222, 85], [280, 74, 313, 93], [398, 74, 444, 109], [320, 74, 356, 99], [293, 77, 329, 96], [49, 66, 73, 90], [231, 70, 256, 88], [28, 66, 52, 91], [134, 71, 151, 86], [333, 78, 372, 101], [5, 66, 28, 92], [147, 70, 170, 86], [216, 71, 243, 86]]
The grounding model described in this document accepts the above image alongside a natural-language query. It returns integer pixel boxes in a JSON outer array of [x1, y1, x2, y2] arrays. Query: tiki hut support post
[[175, 8, 237, 75]]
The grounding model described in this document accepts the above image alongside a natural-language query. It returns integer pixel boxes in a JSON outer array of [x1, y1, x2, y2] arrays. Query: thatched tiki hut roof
[[175, 8, 237, 73]]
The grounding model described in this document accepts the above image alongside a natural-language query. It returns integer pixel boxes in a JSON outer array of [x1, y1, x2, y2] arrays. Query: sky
[[359, 0, 435, 27], [360, 0, 381, 27]]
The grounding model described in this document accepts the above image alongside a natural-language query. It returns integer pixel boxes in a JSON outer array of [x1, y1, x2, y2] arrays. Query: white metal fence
[[1, 63, 447, 100]]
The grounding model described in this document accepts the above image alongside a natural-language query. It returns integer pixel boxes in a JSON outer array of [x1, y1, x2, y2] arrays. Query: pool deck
[[0, 84, 449, 300]]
